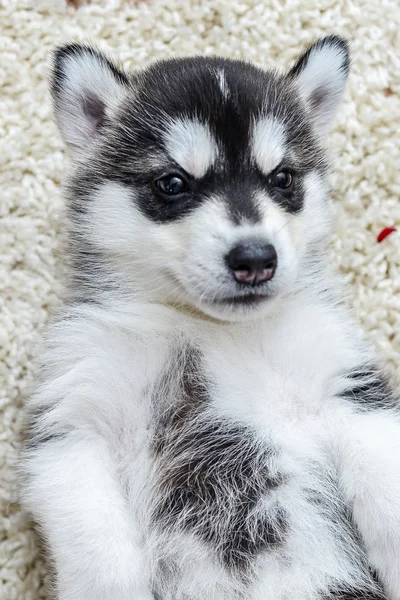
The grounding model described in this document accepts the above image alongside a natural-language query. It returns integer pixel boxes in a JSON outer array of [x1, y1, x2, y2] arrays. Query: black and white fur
[[21, 37, 400, 600]]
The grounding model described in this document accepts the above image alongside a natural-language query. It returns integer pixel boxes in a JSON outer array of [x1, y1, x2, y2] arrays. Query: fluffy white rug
[[1, 0, 399, 598]]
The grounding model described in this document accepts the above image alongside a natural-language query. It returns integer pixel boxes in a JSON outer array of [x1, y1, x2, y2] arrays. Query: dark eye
[[270, 170, 294, 190], [154, 174, 188, 197]]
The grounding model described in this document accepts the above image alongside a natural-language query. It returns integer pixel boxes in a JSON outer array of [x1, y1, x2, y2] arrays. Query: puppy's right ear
[[52, 44, 129, 156]]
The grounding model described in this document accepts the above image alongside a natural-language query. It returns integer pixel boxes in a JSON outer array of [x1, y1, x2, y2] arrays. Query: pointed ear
[[52, 44, 130, 155], [288, 36, 350, 134]]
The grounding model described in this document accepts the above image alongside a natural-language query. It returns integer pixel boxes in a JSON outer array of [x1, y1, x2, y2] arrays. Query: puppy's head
[[53, 37, 349, 321]]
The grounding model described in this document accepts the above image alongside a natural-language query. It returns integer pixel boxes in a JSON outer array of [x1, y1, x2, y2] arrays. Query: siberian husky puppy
[[21, 36, 399, 600]]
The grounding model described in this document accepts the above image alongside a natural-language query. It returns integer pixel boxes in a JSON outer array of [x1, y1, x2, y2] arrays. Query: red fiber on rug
[[377, 227, 397, 243]]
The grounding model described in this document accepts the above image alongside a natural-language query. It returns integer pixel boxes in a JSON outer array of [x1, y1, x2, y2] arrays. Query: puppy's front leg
[[23, 432, 153, 600], [337, 406, 400, 600]]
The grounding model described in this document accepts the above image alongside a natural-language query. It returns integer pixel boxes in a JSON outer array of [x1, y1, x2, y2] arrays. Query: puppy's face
[[53, 38, 349, 321]]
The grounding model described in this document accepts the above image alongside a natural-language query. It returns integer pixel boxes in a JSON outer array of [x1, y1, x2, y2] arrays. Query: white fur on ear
[[52, 44, 129, 155], [288, 36, 350, 134]]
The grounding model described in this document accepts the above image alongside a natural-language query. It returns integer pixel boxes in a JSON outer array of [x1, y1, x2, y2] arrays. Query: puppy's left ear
[[288, 36, 350, 134]]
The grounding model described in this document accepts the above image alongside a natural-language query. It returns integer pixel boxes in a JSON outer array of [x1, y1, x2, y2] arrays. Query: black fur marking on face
[[195, 168, 264, 224], [339, 365, 398, 412], [66, 169, 103, 216], [67, 235, 119, 301], [267, 168, 305, 214], [90, 56, 323, 223], [152, 345, 288, 572]]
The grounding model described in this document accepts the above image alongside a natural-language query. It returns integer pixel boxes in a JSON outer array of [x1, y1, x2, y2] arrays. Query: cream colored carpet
[[1, 0, 400, 598]]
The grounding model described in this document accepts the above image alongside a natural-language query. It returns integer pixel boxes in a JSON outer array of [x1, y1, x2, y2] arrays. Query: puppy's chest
[[147, 342, 338, 572]]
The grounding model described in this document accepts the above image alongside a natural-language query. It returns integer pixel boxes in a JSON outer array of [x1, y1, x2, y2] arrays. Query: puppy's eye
[[269, 170, 293, 190], [154, 174, 188, 197]]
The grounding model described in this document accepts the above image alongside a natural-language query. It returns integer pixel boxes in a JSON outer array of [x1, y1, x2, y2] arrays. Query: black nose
[[226, 243, 277, 285]]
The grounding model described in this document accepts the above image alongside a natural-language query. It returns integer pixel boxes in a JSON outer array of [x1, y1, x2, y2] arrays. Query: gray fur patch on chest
[[151, 345, 288, 572]]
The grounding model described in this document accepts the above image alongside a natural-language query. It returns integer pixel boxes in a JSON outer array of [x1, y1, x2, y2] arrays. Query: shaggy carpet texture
[[1, 0, 400, 598]]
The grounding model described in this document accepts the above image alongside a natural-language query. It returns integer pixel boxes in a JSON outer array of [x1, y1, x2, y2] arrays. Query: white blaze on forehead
[[215, 69, 230, 99], [163, 118, 218, 179], [252, 117, 286, 175]]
